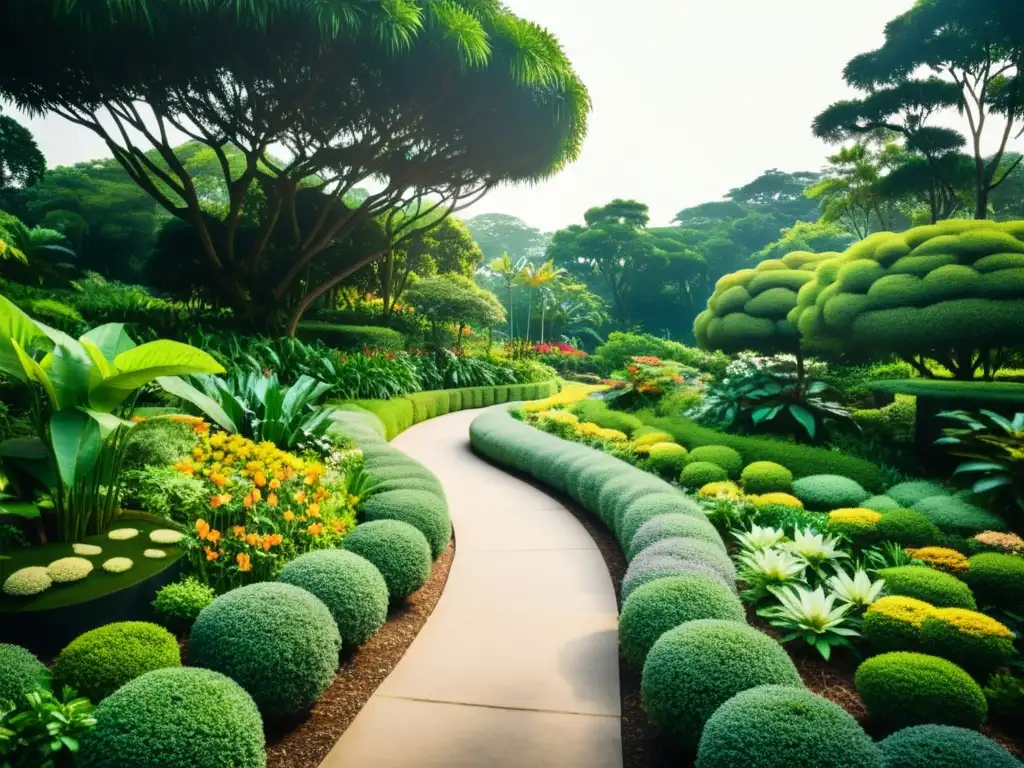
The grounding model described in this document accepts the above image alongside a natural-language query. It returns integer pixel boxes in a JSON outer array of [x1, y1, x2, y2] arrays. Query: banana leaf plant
[[0, 294, 224, 541]]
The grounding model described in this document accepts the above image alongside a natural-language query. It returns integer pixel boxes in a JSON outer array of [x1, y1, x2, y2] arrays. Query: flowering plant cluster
[[534, 341, 586, 358], [172, 420, 357, 591]]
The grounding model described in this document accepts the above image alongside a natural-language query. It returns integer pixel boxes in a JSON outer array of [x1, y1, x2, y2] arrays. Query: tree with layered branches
[[0, 106, 45, 195]]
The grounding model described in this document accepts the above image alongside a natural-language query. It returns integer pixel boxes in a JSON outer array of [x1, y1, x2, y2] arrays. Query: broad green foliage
[[879, 724, 1022, 768], [341, 520, 432, 601], [402, 274, 505, 335]]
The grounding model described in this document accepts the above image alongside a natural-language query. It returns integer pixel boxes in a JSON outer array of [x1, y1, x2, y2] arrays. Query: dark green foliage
[[278, 550, 388, 647], [862, 494, 902, 512], [619, 576, 745, 669], [77, 667, 265, 768], [297, 323, 405, 352], [628, 514, 725, 561], [0, 644, 46, 706], [594, 332, 722, 372], [911, 496, 1008, 535], [875, 509, 942, 547], [641, 620, 802, 752], [121, 417, 196, 470], [695, 685, 885, 768], [53, 622, 181, 702], [187, 582, 340, 720], [886, 481, 949, 507], [854, 652, 988, 730], [680, 461, 729, 488], [685, 446, 743, 478], [879, 724, 1021, 768], [342, 520, 432, 600], [920, 611, 1016, 673], [121, 466, 207, 523], [984, 672, 1024, 728], [151, 577, 215, 635], [753, 505, 828, 536], [961, 553, 1024, 612], [791, 474, 870, 511], [358, 489, 451, 559], [880, 566, 976, 609], [619, 493, 705, 552], [740, 461, 793, 494], [571, 399, 642, 437], [870, 379, 1024, 401]]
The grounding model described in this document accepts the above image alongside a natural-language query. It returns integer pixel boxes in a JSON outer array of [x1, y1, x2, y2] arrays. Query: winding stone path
[[322, 408, 622, 768]]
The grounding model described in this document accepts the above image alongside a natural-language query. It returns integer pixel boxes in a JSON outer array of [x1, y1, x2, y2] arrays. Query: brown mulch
[[263, 539, 455, 768]]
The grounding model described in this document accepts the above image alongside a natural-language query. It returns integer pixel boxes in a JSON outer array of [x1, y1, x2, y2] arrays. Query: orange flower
[[251, 488, 262, 503], [195, 519, 210, 539], [283, 510, 295, 522], [331, 519, 348, 533], [210, 473, 230, 489], [232, 526, 246, 538], [253, 471, 267, 487], [175, 461, 195, 476], [267, 493, 279, 508], [193, 421, 210, 435], [211, 493, 232, 509], [206, 529, 221, 545], [260, 537, 273, 552], [304, 474, 317, 486], [130, 415, 146, 423], [307, 503, 321, 518], [307, 523, 324, 537], [236, 553, 252, 572], [269, 533, 283, 547], [246, 533, 259, 547], [294, 490, 307, 504], [269, 478, 281, 490], [243, 493, 254, 509], [313, 487, 329, 502], [204, 546, 219, 561], [170, 414, 204, 424]]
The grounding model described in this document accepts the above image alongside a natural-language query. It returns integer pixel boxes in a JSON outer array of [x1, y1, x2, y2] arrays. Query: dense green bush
[[618, 493, 705, 551], [122, 465, 208, 523], [602, 477, 677, 535], [961, 552, 1024, 612], [854, 652, 987, 730], [77, 667, 265, 768], [576, 461, 630, 512], [53, 622, 181, 702], [0, 644, 46, 706], [342, 520, 432, 600], [594, 331, 726, 374], [571, 399, 642, 437], [122, 417, 197, 470], [862, 596, 934, 653], [152, 577, 215, 635], [875, 509, 942, 547], [362, 476, 446, 498], [685, 445, 743, 478], [358, 489, 451, 559], [886, 481, 949, 507], [619, 576, 745, 669], [739, 461, 793, 494], [632, 536, 736, 585], [188, 582, 340, 720], [628, 514, 724, 561], [278, 550, 389, 647], [879, 724, 1021, 768], [695, 685, 885, 768], [880, 566, 976, 609], [646, 443, 689, 479], [680, 461, 729, 488], [911, 496, 1008, 535], [862, 494, 902, 512], [791, 474, 870, 510], [622, 554, 737, 601], [919, 608, 1017, 673], [641, 620, 802, 752], [297, 322, 405, 352]]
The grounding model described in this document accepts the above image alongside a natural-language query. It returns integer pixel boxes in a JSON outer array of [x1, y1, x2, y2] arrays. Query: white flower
[[47, 557, 94, 583], [72, 543, 103, 556], [149, 529, 184, 545], [828, 569, 885, 608], [143, 549, 168, 559], [108, 528, 139, 541], [102, 557, 134, 573], [784, 529, 849, 568], [3, 566, 53, 596], [738, 546, 807, 583], [766, 585, 853, 633], [733, 524, 786, 552]]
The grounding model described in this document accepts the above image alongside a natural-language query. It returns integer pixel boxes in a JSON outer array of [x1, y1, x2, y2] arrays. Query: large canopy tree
[[0, 106, 45, 195], [0, 0, 589, 330], [464, 213, 550, 265]]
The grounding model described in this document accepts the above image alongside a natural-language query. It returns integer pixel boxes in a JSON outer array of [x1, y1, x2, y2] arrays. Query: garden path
[[321, 408, 622, 768]]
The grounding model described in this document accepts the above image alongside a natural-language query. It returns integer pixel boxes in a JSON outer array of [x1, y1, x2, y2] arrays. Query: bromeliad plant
[[758, 585, 861, 660], [0, 295, 224, 541], [737, 546, 808, 602]]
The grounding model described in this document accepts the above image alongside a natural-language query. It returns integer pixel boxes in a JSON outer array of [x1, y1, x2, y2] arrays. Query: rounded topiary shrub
[[685, 446, 743, 478], [188, 582, 340, 720], [861, 494, 902, 512], [633, 536, 736, 586], [961, 552, 1024, 612], [603, 478, 675, 536], [364, 477, 446, 499], [862, 596, 933, 652], [912, 496, 1007, 535], [620, 576, 745, 669], [0, 644, 46, 706], [634, 431, 674, 447], [919, 608, 1016, 673], [577, 462, 627, 512], [627, 514, 724, 561], [885, 481, 950, 508], [880, 566, 976, 609], [875, 509, 942, 547], [618, 493, 705, 551], [791, 475, 869, 511], [879, 724, 1021, 768], [358, 488, 451, 559], [641, 620, 802, 752], [827, 508, 882, 544], [342, 520, 432, 600], [740, 461, 793, 494], [680, 461, 729, 489], [77, 667, 265, 768], [278, 550, 389, 647], [695, 685, 885, 768], [646, 443, 689, 479], [622, 555, 736, 602], [854, 652, 987, 730], [53, 622, 181, 702]]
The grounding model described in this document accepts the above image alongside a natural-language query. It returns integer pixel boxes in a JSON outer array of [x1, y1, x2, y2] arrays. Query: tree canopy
[[0, 106, 45, 194]]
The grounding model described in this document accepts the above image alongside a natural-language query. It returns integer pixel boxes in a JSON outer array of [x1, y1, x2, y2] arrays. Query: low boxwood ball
[[878, 724, 1021, 768], [342, 520, 433, 600]]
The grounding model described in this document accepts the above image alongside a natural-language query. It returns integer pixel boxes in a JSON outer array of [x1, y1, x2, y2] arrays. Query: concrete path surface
[[321, 408, 622, 768]]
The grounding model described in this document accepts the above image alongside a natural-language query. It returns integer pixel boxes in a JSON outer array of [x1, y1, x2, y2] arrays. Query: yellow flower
[[866, 596, 934, 628], [283, 510, 295, 522], [204, 546, 219, 561], [904, 546, 970, 574], [206, 529, 221, 545], [748, 492, 804, 509], [267, 493, 279, 508], [294, 490, 307, 505], [307, 503, 321, 518], [232, 526, 246, 538], [926, 607, 1014, 639], [698, 481, 743, 501], [307, 523, 324, 537], [210, 493, 232, 509], [195, 519, 210, 539], [828, 508, 882, 525], [253, 471, 267, 487], [269, 478, 281, 490]]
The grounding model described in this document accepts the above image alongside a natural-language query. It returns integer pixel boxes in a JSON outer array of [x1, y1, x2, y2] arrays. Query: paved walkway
[[322, 409, 622, 768]]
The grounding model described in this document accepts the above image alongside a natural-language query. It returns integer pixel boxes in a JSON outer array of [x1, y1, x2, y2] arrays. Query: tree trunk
[[508, 282, 515, 340], [525, 288, 533, 342], [381, 247, 395, 321], [540, 303, 546, 344]]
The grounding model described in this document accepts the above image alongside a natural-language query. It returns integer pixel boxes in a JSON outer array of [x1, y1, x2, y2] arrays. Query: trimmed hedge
[[77, 667, 265, 768], [53, 621, 181, 702], [342, 520, 432, 600], [740, 461, 793, 494], [646, 443, 689, 479], [188, 582, 340, 720], [961, 552, 1024, 612], [919, 608, 1016, 673], [358, 489, 452, 559], [879, 566, 976, 609], [911, 495, 1008, 535], [685, 446, 743, 478], [681, 461, 729, 488], [0, 644, 47, 706], [695, 685, 885, 768], [278, 550, 389, 647], [619, 493, 705, 552], [862, 596, 933, 653], [571, 399, 643, 437], [628, 514, 724, 561], [878, 724, 1022, 768], [791, 475, 870, 510], [297, 322, 405, 352], [886, 481, 949, 507], [875, 510, 942, 547], [632, 537, 737, 587]]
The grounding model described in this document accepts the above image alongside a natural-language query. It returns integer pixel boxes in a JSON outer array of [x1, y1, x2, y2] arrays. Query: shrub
[[646, 443, 689, 479], [633, 536, 736, 585], [619, 493, 705, 551], [76, 667, 265, 768], [984, 672, 1024, 727], [854, 652, 987, 730], [633, 431, 674, 447], [862, 596, 933, 652], [2, 566, 52, 596], [152, 577, 215, 635], [791, 474, 870, 510], [122, 417, 197, 470], [628, 515, 725, 561], [0, 644, 46, 706], [919, 608, 1016, 673], [188, 582, 340, 720], [886, 481, 949, 507], [681, 461, 729, 488], [739, 461, 793, 494], [342, 520, 432, 600], [879, 724, 1021, 768], [906, 546, 970, 574], [961, 552, 1024, 611], [880, 566, 976, 609], [278, 550, 388, 647], [875, 509, 942, 547], [695, 685, 885, 768], [827, 507, 881, 544], [619, 576, 745, 669], [576, 462, 628, 512], [912, 496, 1008, 535], [571, 399, 642, 437], [622, 553, 737, 602], [862, 494, 902, 512], [685, 446, 743, 478], [358, 489, 451, 559], [602, 478, 677, 534], [122, 465, 208, 522], [297, 322, 405, 352], [641, 620, 802, 752]]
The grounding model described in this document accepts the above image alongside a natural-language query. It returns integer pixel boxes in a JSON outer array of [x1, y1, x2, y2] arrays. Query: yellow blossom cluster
[[904, 546, 970, 574], [747, 492, 804, 509], [698, 481, 744, 501], [573, 422, 628, 443], [866, 596, 934, 629]]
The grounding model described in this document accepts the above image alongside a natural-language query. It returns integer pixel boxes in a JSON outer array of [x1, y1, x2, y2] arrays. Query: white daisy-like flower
[[102, 557, 134, 573], [149, 529, 184, 545], [72, 543, 103, 556], [107, 528, 139, 541], [2, 566, 53, 596], [143, 549, 168, 559], [48, 557, 94, 583]]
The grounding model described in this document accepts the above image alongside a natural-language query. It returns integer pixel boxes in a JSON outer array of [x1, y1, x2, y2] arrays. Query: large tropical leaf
[[156, 376, 238, 433], [11, 338, 57, 405], [45, 341, 95, 410], [49, 409, 102, 489], [0, 294, 44, 382], [81, 323, 137, 360]]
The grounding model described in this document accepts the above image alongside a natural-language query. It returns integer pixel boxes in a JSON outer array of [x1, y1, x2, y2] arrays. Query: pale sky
[[18, 0, 1010, 233]]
